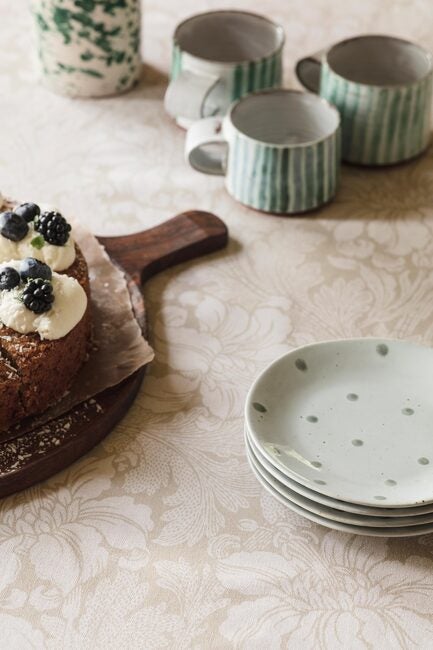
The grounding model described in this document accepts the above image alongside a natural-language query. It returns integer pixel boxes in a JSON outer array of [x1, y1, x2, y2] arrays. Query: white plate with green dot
[[245, 424, 433, 517], [246, 338, 433, 508], [246, 442, 433, 537], [246, 433, 433, 527]]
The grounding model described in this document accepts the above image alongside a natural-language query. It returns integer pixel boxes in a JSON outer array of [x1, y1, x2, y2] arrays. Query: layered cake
[[0, 201, 91, 432]]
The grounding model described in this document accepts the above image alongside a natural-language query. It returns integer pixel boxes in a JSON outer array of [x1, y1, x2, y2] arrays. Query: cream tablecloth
[[2, 1, 433, 648]]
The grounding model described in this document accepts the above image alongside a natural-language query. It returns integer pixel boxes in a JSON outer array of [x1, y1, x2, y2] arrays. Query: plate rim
[[247, 448, 433, 538], [245, 424, 433, 517], [246, 435, 433, 528]]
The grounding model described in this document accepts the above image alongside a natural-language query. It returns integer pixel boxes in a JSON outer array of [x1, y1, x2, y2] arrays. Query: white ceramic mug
[[186, 89, 341, 214], [164, 10, 284, 128]]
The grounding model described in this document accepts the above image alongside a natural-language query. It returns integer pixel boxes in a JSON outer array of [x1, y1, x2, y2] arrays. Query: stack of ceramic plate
[[245, 338, 433, 537]]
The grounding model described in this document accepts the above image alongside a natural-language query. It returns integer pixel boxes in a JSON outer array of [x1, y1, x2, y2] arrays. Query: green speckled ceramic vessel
[[31, 0, 141, 97]]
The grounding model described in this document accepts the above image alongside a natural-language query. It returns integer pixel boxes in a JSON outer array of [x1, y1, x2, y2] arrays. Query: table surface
[[2, 0, 433, 648]]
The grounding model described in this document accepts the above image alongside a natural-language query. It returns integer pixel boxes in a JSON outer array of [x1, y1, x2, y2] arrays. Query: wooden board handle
[[97, 210, 228, 285]]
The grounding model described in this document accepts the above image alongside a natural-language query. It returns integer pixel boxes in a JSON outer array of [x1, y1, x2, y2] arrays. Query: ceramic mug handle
[[295, 49, 325, 93], [164, 70, 220, 121], [185, 117, 228, 175]]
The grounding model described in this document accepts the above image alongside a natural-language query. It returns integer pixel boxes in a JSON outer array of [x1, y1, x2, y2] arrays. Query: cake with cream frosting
[[0, 199, 91, 432]]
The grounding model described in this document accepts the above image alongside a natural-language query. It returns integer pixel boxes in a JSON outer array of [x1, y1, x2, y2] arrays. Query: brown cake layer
[[0, 245, 91, 432], [0, 353, 22, 430]]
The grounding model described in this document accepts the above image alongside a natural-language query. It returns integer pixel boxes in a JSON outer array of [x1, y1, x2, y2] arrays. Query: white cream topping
[[0, 261, 87, 340], [0, 221, 76, 271]]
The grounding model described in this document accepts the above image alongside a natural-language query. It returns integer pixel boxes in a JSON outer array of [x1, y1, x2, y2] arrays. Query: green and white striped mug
[[185, 89, 341, 214], [164, 11, 284, 128], [296, 35, 433, 166]]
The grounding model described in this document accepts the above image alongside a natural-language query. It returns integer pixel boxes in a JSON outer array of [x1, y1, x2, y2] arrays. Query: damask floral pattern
[[1, 457, 153, 596], [2, 0, 433, 647], [216, 497, 433, 648]]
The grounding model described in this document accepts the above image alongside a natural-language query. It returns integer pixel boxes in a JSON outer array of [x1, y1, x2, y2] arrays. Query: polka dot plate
[[246, 338, 433, 508], [246, 441, 433, 537], [245, 424, 433, 517], [246, 432, 433, 528]]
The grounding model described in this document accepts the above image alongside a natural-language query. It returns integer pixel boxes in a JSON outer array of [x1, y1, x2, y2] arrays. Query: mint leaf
[[30, 235, 45, 250]]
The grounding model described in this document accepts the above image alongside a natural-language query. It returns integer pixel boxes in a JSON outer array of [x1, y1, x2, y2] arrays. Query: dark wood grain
[[98, 210, 228, 286], [0, 211, 228, 497]]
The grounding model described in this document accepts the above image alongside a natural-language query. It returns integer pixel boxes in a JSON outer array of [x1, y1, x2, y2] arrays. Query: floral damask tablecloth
[[2, 0, 433, 648]]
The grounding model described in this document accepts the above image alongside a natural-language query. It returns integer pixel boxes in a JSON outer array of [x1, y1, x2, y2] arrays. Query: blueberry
[[14, 202, 41, 223], [20, 257, 52, 282], [0, 266, 20, 291], [0, 211, 29, 242]]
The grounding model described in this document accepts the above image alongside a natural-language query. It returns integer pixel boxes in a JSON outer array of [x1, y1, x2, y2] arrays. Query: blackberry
[[14, 202, 41, 223], [0, 266, 20, 291], [34, 211, 71, 246], [22, 278, 54, 314], [20, 257, 52, 282], [0, 211, 29, 242]]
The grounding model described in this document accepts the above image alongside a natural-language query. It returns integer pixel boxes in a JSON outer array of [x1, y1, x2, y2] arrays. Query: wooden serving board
[[0, 211, 228, 497]]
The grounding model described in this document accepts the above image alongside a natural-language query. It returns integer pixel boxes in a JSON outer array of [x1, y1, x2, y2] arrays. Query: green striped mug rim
[[173, 10, 285, 66], [225, 88, 341, 149], [324, 34, 433, 89]]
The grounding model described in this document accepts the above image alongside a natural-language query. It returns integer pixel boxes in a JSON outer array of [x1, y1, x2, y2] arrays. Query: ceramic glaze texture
[[172, 47, 282, 117], [247, 339, 433, 507], [246, 438, 433, 530], [225, 128, 340, 212], [318, 37, 433, 165], [245, 425, 433, 517], [223, 91, 340, 213], [247, 449, 433, 538], [168, 12, 283, 120], [31, 0, 141, 97]]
